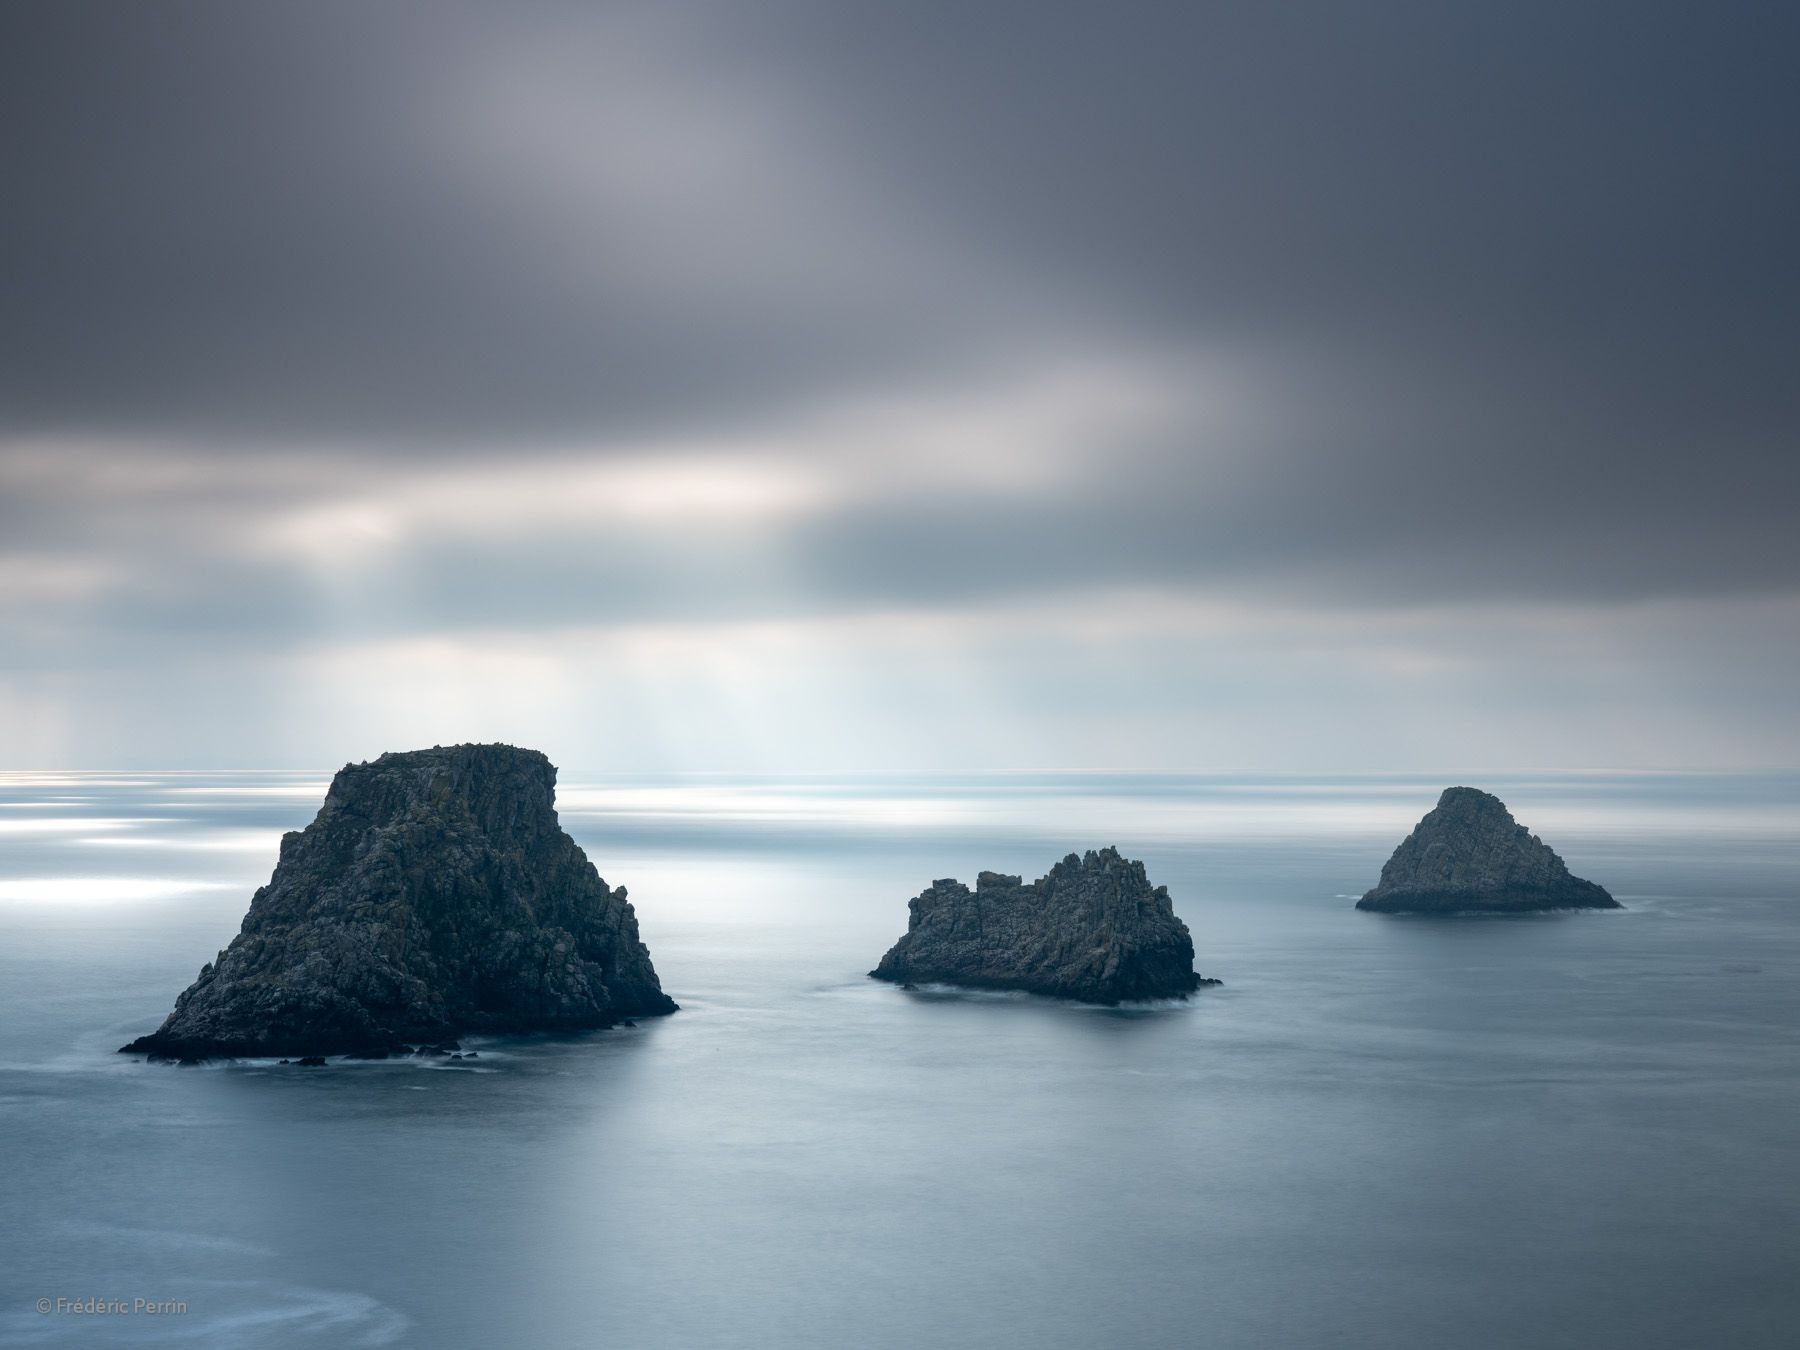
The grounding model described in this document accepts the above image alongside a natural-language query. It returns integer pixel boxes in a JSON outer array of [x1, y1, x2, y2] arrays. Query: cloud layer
[[2, 1, 1796, 768]]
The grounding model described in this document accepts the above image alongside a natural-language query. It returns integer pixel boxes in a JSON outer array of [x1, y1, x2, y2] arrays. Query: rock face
[[1356, 786, 1619, 914], [121, 744, 676, 1059], [870, 847, 1214, 1003]]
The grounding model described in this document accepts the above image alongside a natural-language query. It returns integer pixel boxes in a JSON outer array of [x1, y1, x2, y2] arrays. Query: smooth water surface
[[1, 771, 1796, 1348]]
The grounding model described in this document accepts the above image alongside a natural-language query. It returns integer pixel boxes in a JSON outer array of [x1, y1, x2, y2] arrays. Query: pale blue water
[[1, 772, 1796, 1348]]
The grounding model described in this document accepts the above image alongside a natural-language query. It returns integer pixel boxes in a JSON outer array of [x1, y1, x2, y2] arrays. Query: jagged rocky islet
[[121, 744, 675, 1060], [870, 846, 1215, 1003]]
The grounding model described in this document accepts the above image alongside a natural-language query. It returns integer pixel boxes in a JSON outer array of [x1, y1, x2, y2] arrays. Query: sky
[[2, 0, 1796, 772]]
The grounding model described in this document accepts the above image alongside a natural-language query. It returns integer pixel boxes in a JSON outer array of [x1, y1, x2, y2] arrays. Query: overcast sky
[[2, 1, 1796, 771]]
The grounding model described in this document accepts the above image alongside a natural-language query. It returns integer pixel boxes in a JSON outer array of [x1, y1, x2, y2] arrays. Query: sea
[[0, 770, 1795, 1349]]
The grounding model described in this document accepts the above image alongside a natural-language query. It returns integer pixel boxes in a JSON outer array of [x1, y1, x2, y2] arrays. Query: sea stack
[[870, 847, 1215, 1003], [1356, 786, 1619, 914], [121, 744, 676, 1060]]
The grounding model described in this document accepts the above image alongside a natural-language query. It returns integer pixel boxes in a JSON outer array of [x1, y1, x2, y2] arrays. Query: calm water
[[1, 771, 1796, 1349]]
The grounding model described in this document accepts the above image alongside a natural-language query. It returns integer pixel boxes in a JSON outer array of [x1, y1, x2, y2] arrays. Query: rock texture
[[1356, 786, 1619, 913], [870, 847, 1214, 1003], [121, 744, 675, 1059]]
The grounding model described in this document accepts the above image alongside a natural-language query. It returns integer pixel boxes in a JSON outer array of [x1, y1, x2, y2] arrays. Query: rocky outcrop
[[870, 847, 1215, 1003], [1356, 786, 1619, 913], [121, 744, 675, 1060]]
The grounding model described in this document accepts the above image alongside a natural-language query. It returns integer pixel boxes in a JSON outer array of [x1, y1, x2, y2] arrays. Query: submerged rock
[[1356, 786, 1619, 914], [120, 744, 676, 1060], [870, 847, 1216, 1003]]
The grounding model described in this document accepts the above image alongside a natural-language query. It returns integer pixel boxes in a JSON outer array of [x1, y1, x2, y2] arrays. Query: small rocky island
[[121, 744, 676, 1060], [1356, 786, 1620, 914], [870, 847, 1215, 1003]]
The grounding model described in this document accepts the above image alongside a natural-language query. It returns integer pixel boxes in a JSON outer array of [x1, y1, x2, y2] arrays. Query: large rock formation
[[121, 744, 676, 1060], [1356, 786, 1619, 913], [870, 847, 1215, 1003]]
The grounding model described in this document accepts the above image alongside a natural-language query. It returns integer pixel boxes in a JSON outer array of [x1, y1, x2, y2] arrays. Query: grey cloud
[[2, 0, 1798, 767], [0, 1, 1054, 447], [6, 435, 1793, 675], [7, 1, 1796, 455]]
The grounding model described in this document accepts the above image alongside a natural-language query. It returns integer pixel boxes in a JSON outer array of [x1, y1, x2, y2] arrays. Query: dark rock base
[[870, 967, 1221, 1005], [121, 1015, 627, 1063], [1355, 881, 1620, 914]]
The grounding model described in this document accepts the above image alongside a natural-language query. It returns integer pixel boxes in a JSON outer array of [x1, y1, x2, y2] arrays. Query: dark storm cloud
[[1, 0, 1796, 613], [0, 0, 1056, 446]]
